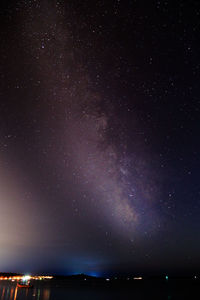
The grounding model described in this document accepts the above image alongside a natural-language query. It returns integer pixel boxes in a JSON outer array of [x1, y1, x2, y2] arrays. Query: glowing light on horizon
[[22, 275, 31, 281]]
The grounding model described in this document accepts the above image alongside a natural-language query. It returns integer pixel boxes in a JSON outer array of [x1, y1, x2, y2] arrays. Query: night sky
[[0, 0, 200, 276]]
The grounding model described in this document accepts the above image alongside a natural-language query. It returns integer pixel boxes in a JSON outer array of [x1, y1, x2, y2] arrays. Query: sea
[[0, 279, 199, 300]]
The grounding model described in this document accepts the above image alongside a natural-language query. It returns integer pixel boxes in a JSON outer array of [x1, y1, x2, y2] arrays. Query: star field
[[0, 0, 200, 275]]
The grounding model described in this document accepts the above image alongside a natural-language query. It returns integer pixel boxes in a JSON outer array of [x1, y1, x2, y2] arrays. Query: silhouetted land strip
[[1, 274, 200, 299]]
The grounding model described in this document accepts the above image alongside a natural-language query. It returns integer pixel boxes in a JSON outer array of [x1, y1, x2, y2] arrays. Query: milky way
[[24, 1, 159, 234]]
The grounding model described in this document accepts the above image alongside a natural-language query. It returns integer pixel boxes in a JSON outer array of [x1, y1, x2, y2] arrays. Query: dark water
[[0, 279, 200, 300]]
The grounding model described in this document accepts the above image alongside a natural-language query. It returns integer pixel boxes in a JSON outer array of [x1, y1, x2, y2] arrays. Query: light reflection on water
[[0, 280, 196, 300], [0, 283, 50, 300]]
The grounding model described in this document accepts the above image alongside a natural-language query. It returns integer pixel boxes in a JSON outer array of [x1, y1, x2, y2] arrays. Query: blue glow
[[86, 272, 100, 277]]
